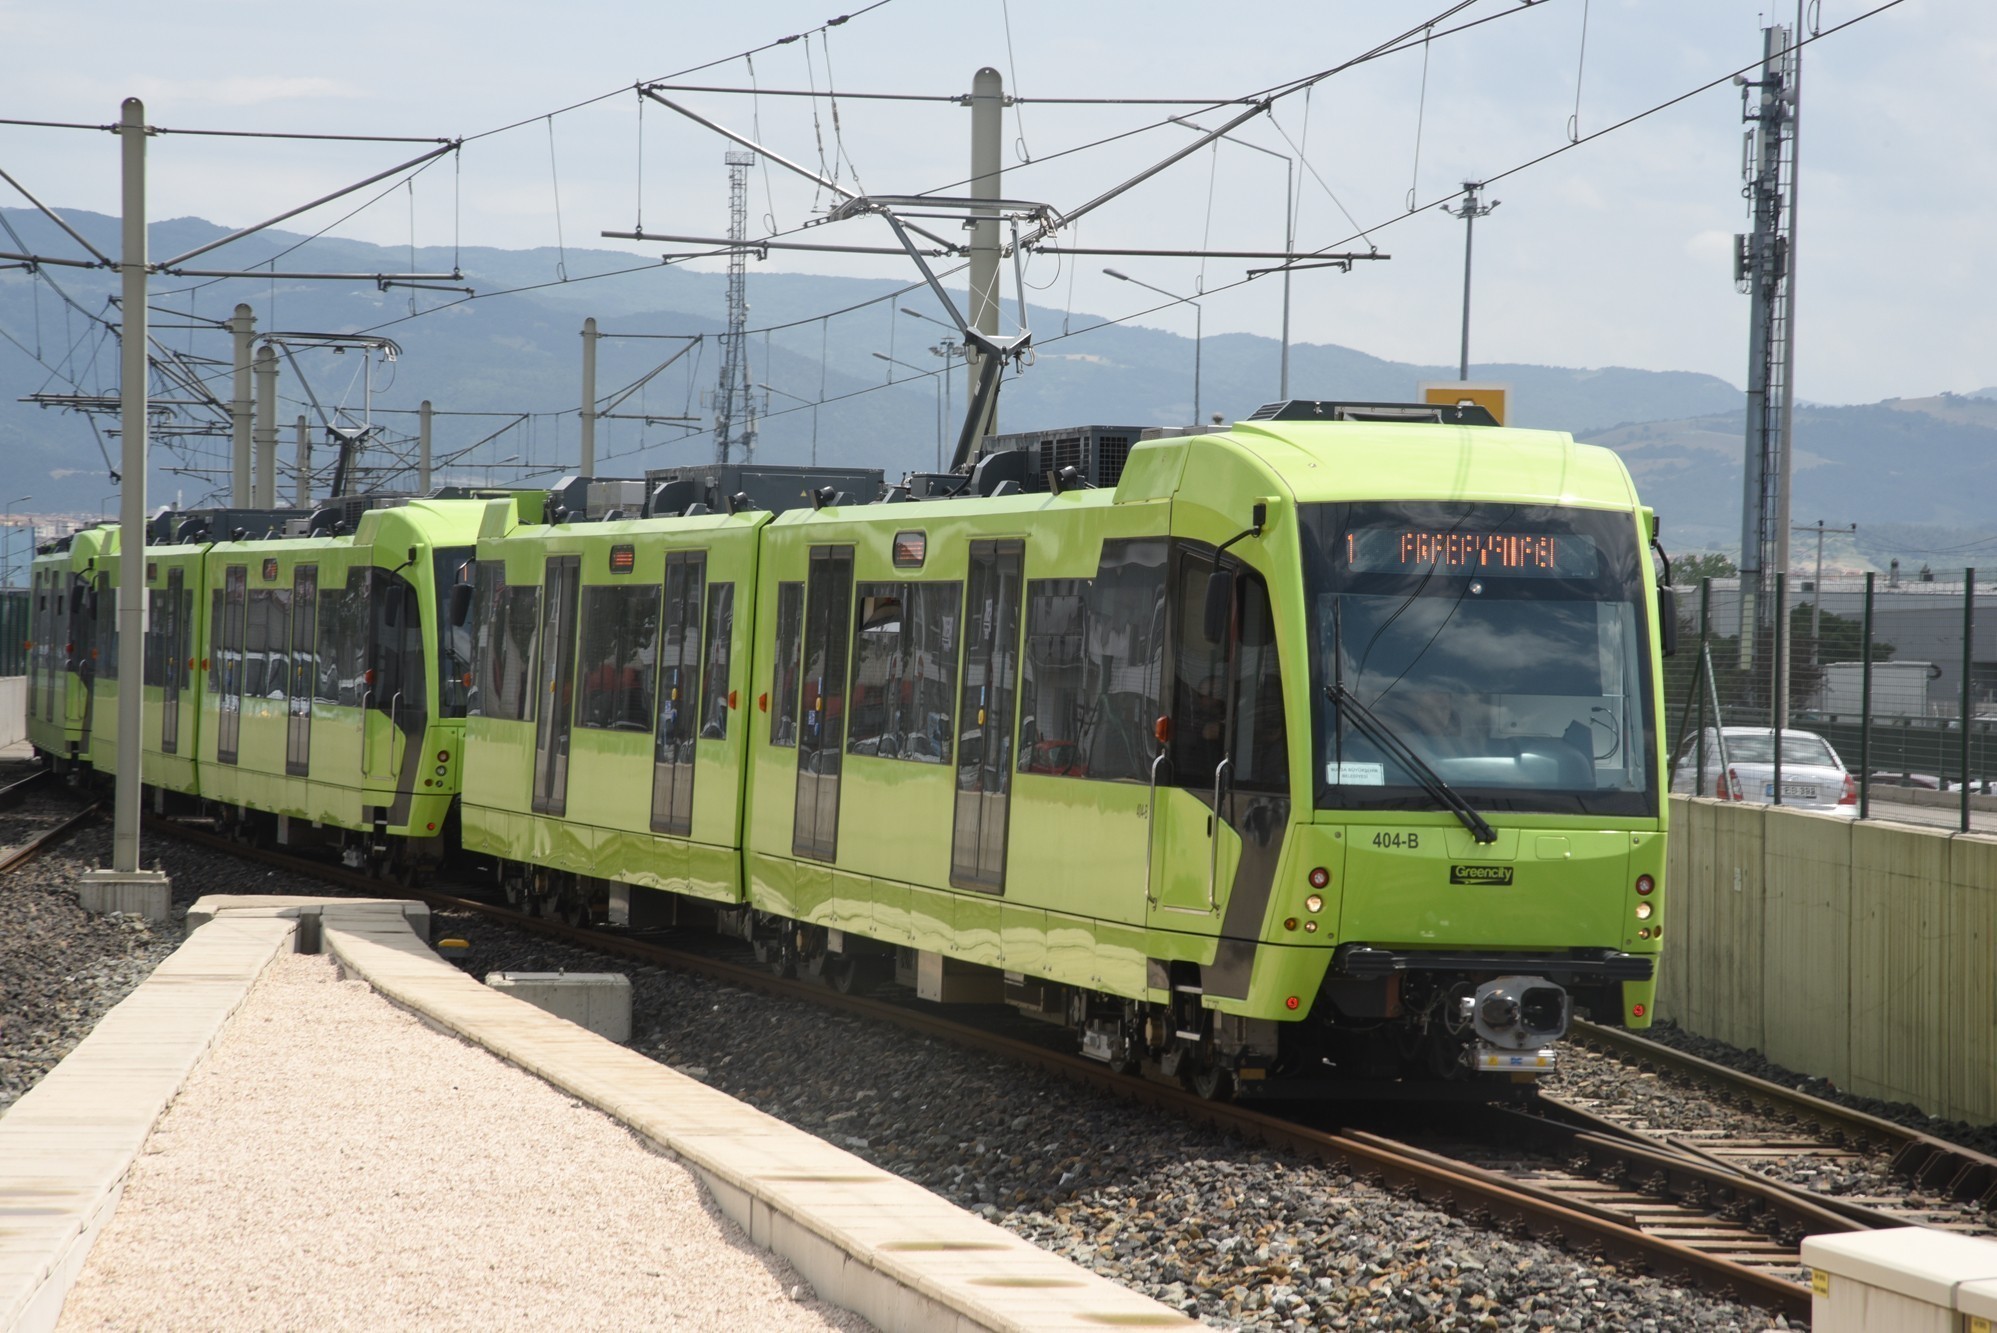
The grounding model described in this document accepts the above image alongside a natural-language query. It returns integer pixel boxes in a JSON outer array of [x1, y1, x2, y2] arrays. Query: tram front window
[[1300, 501, 1658, 818]]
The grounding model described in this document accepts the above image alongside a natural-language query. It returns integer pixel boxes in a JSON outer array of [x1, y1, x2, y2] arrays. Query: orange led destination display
[[1343, 528, 1599, 579]]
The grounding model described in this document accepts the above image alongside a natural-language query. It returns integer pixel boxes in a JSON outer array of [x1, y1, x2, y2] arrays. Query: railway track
[[1567, 1020, 1997, 1217], [0, 770, 98, 875], [147, 816, 1968, 1322]]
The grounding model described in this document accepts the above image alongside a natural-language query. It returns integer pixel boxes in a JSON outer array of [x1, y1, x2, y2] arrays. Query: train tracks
[[137, 815, 1997, 1325], [0, 769, 98, 875]]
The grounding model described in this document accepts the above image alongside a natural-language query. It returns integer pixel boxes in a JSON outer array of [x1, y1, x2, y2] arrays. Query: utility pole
[[294, 415, 310, 507], [252, 343, 278, 508], [579, 317, 597, 475], [712, 151, 756, 464], [1443, 182, 1498, 381], [967, 67, 1003, 442], [1735, 21, 1801, 693], [229, 303, 254, 505], [80, 96, 170, 916]]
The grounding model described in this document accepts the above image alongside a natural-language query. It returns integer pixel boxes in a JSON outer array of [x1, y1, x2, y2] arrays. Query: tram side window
[[470, 571, 541, 723], [848, 581, 960, 763], [267, 584, 293, 700], [698, 583, 734, 740], [576, 584, 659, 731], [770, 581, 804, 748], [144, 589, 164, 687], [1227, 573, 1288, 794], [244, 589, 271, 697], [1168, 553, 1287, 794], [315, 568, 371, 705], [209, 589, 224, 694], [95, 584, 117, 681], [435, 548, 475, 718], [1018, 539, 1166, 782], [368, 568, 425, 718], [289, 568, 317, 703]]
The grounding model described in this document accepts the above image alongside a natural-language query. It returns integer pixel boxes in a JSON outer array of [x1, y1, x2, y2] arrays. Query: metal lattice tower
[[713, 150, 757, 465], [1736, 24, 1800, 665]]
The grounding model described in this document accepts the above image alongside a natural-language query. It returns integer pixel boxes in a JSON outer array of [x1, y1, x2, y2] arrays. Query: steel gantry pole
[[580, 317, 597, 475], [229, 303, 254, 505], [419, 400, 433, 493], [252, 343, 278, 509], [968, 68, 1003, 443], [83, 97, 170, 915], [295, 415, 311, 507]]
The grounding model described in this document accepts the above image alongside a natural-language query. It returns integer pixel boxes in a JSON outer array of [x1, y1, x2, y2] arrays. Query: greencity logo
[[1449, 864, 1515, 886]]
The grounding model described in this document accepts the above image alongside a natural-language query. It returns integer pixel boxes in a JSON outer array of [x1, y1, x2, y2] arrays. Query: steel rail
[[0, 802, 101, 875], [1574, 1019, 1997, 1208], [0, 767, 53, 812]]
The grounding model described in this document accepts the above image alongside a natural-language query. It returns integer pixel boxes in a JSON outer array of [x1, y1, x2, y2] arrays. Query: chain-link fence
[[1663, 570, 1996, 830]]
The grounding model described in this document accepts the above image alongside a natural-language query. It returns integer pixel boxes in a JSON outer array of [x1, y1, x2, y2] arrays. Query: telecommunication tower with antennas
[[1735, 22, 1800, 680], [711, 149, 758, 465]]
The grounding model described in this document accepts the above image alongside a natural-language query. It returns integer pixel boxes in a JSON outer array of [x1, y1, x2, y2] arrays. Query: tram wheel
[[1185, 1061, 1235, 1103]]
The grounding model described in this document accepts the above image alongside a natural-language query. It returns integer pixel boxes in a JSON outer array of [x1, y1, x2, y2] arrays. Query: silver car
[[1670, 726, 1858, 817]]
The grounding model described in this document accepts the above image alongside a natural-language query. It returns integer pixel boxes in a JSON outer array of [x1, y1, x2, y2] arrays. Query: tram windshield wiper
[[1324, 683, 1497, 844]]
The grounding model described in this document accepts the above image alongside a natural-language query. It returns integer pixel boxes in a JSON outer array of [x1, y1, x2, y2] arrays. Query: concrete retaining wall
[[1660, 795, 1997, 1125], [0, 676, 22, 749]]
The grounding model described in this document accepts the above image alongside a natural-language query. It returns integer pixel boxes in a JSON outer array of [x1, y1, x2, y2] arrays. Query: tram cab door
[[1150, 546, 1286, 919]]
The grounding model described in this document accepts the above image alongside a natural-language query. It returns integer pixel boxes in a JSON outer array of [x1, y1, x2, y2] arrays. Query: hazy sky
[[0, 0, 1981, 409]]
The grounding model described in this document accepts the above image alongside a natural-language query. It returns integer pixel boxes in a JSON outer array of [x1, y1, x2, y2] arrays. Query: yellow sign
[[1810, 1269, 1830, 1297], [1420, 381, 1510, 427]]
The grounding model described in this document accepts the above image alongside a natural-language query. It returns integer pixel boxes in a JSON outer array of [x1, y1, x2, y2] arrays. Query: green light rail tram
[[26, 402, 1677, 1101]]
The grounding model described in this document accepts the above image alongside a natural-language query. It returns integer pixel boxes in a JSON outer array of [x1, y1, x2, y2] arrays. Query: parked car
[[1867, 770, 1942, 790], [1670, 726, 1858, 817]]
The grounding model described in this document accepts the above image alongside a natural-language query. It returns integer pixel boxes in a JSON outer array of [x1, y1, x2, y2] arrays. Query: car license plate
[[1763, 782, 1819, 799]]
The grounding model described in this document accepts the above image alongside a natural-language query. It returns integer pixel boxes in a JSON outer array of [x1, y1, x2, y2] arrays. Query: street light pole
[[1442, 181, 1499, 381], [1793, 518, 1857, 664], [1105, 268, 1202, 426], [1169, 119, 1291, 399]]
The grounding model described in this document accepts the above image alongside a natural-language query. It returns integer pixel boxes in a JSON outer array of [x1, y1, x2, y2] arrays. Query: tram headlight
[[1304, 893, 1323, 914], [1634, 901, 1654, 920]]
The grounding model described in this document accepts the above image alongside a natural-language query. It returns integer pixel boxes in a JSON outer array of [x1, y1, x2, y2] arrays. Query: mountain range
[[2, 208, 1991, 570]]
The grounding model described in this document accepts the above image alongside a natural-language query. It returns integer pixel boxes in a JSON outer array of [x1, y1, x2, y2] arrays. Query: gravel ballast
[[56, 949, 871, 1332]]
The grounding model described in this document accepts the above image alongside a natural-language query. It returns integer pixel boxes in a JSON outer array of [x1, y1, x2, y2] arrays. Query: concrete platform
[[0, 913, 282, 1331], [3, 896, 1191, 1332]]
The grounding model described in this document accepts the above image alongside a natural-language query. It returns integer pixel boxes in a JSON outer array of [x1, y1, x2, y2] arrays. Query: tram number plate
[[1763, 782, 1819, 799], [1370, 832, 1421, 850]]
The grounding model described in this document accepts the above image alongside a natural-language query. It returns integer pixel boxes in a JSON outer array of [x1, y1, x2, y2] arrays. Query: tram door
[[793, 546, 853, 860], [651, 551, 706, 836], [531, 556, 581, 815], [950, 540, 1023, 891], [1151, 544, 1288, 916], [286, 566, 316, 776], [217, 565, 247, 765], [160, 568, 184, 754]]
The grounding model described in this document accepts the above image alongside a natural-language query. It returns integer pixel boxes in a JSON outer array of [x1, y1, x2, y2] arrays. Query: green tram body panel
[[460, 506, 764, 906]]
